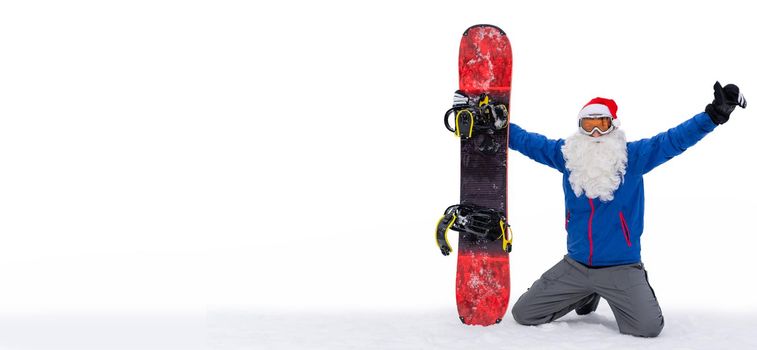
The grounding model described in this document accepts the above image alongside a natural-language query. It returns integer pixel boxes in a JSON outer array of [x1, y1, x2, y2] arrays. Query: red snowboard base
[[456, 253, 511, 325]]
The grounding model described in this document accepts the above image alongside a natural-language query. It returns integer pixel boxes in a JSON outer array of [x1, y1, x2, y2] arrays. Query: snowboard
[[436, 24, 513, 326]]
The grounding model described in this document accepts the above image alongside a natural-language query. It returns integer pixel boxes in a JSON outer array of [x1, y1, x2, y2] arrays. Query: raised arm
[[509, 123, 566, 173], [627, 113, 716, 174], [628, 82, 746, 174]]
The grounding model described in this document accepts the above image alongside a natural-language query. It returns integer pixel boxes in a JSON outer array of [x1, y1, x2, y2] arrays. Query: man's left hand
[[706, 81, 747, 125]]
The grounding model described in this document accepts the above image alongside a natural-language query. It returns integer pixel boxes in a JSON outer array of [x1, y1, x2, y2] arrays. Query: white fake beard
[[561, 129, 628, 202]]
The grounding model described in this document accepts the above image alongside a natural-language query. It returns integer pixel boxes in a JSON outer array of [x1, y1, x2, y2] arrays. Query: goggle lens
[[580, 117, 613, 134]]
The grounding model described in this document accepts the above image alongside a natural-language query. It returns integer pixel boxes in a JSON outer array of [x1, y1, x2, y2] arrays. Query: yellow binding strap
[[455, 110, 474, 138], [435, 214, 457, 252], [498, 219, 513, 252], [479, 95, 490, 107]]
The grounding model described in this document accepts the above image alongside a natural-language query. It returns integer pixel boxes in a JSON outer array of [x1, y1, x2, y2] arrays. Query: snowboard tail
[[456, 253, 510, 325]]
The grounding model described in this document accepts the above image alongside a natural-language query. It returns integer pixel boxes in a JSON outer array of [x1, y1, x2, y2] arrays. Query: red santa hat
[[578, 97, 620, 127]]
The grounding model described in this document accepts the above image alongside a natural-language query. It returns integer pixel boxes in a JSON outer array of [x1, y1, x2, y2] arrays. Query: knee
[[626, 318, 664, 338], [511, 301, 527, 325], [511, 299, 540, 326], [640, 321, 664, 338]]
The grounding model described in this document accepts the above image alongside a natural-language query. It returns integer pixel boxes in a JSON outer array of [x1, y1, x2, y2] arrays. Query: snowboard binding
[[444, 92, 508, 137], [436, 203, 513, 256], [444, 92, 508, 155]]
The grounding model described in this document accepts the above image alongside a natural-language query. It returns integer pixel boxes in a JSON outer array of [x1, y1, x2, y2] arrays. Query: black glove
[[705, 81, 747, 125]]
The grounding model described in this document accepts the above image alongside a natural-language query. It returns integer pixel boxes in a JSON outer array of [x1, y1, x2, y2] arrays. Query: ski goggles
[[579, 116, 614, 135]]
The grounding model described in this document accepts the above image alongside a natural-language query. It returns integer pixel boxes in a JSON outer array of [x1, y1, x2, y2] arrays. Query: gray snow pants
[[511, 255, 664, 337]]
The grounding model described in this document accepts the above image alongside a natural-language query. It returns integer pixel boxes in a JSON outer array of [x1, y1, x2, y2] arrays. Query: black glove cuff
[[706, 103, 730, 125]]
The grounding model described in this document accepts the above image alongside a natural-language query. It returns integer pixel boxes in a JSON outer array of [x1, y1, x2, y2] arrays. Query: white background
[[1, 0, 756, 348]]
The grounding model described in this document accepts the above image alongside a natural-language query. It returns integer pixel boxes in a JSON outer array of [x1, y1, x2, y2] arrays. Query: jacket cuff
[[697, 112, 718, 131]]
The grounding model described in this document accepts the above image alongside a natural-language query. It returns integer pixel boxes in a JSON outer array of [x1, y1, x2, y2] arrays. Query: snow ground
[[208, 304, 757, 350], [0, 312, 206, 350]]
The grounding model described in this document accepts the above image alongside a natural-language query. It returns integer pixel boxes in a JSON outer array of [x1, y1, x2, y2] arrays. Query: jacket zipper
[[619, 211, 632, 247], [588, 198, 595, 266], [565, 210, 570, 230]]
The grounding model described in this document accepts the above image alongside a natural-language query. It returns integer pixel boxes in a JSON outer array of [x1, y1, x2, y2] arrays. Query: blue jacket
[[509, 112, 718, 266]]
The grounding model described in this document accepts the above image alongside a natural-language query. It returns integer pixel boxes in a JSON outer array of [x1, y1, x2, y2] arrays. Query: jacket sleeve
[[628, 112, 718, 174], [509, 123, 566, 173]]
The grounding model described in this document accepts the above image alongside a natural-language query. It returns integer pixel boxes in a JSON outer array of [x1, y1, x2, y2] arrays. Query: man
[[506, 82, 746, 337]]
